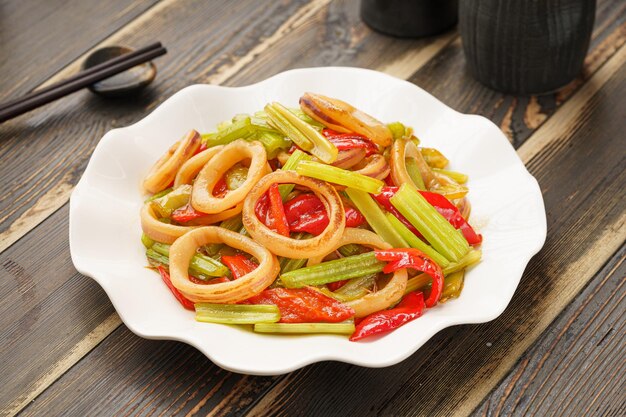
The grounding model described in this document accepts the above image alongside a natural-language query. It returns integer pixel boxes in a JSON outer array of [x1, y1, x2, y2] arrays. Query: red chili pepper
[[171, 203, 210, 223], [221, 254, 258, 279], [243, 287, 354, 323], [213, 175, 229, 198], [268, 183, 290, 237], [327, 280, 348, 291], [322, 129, 378, 156], [349, 291, 425, 341], [283, 194, 365, 236], [189, 276, 230, 285], [374, 186, 482, 245], [375, 248, 443, 307], [156, 266, 195, 310]]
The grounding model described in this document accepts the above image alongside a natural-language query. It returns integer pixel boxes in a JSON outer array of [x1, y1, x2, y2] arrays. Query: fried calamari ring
[[143, 130, 201, 194], [174, 145, 223, 187], [192, 140, 269, 214], [391, 138, 437, 190], [242, 170, 345, 259], [140, 203, 195, 244], [169, 226, 279, 303], [353, 153, 390, 181], [307, 228, 408, 318], [332, 148, 367, 169]]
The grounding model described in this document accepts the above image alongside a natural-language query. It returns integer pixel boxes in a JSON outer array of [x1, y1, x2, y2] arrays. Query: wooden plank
[[471, 245, 625, 417], [0, 0, 457, 254], [18, 37, 626, 417], [0, 0, 159, 102]]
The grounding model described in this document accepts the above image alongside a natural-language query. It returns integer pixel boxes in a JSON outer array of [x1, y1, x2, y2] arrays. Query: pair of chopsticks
[[0, 42, 167, 124]]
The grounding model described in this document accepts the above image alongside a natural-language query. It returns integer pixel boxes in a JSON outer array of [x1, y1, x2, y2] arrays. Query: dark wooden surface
[[0, 1, 624, 416]]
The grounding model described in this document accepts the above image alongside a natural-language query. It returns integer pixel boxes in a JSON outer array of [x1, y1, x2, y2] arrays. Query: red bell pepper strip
[[193, 142, 208, 156], [243, 287, 354, 323], [283, 193, 365, 236], [221, 254, 258, 279], [374, 186, 482, 245], [268, 183, 290, 237], [327, 280, 348, 292], [349, 291, 425, 341], [157, 266, 195, 310], [171, 203, 209, 223], [375, 248, 444, 308], [322, 129, 378, 156], [213, 175, 229, 198]]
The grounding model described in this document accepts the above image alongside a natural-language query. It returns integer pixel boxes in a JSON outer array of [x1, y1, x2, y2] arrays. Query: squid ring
[[353, 153, 390, 181], [307, 228, 408, 318], [192, 140, 268, 214], [140, 203, 196, 244], [169, 226, 279, 303], [391, 138, 437, 189], [242, 170, 345, 259], [174, 145, 223, 187], [143, 130, 201, 194]]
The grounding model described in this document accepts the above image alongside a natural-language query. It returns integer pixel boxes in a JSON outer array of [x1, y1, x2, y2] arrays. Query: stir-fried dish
[[140, 93, 482, 341]]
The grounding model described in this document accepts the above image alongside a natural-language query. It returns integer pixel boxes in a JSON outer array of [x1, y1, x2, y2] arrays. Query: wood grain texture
[[0, 0, 159, 102], [18, 40, 626, 417], [471, 246, 626, 417]]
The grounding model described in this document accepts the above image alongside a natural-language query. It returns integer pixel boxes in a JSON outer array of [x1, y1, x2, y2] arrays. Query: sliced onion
[[140, 203, 195, 244], [174, 145, 223, 187], [192, 140, 269, 214], [143, 130, 201, 194], [242, 170, 345, 259], [184, 203, 243, 226], [391, 138, 437, 189], [169, 226, 279, 303], [307, 228, 408, 318]]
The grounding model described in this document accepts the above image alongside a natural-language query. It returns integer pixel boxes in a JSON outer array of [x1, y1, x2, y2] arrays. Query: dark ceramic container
[[459, 0, 596, 94], [361, 0, 458, 38]]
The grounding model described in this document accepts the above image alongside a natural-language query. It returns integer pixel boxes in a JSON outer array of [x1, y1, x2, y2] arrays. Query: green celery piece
[[146, 248, 169, 267], [385, 212, 449, 267], [280, 252, 385, 288], [337, 243, 363, 257], [150, 185, 192, 218], [254, 322, 355, 334], [443, 250, 482, 276], [141, 233, 155, 249], [151, 242, 229, 278], [333, 274, 377, 301], [390, 184, 469, 262], [205, 116, 254, 147], [405, 158, 426, 190], [144, 187, 172, 203], [404, 273, 432, 295], [278, 150, 311, 200], [441, 271, 465, 300], [387, 122, 406, 140], [256, 130, 291, 159], [279, 257, 307, 274], [195, 304, 280, 324], [344, 188, 408, 248], [296, 161, 384, 194], [432, 168, 468, 184], [266, 102, 338, 163]]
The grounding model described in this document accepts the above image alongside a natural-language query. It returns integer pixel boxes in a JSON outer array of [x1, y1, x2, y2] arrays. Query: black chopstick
[[0, 43, 167, 123]]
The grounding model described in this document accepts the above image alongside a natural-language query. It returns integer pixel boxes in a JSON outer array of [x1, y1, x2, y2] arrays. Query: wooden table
[[1, 1, 624, 416]]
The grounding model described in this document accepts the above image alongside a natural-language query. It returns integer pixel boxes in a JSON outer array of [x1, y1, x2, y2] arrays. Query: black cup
[[361, 0, 458, 38], [459, 0, 596, 95]]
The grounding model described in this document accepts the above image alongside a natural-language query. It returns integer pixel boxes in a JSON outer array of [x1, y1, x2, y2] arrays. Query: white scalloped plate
[[69, 67, 547, 375]]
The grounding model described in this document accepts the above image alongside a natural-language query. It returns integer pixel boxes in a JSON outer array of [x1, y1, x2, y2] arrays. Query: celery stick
[[420, 147, 449, 168], [404, 274, 430, 294], [279, 257, 307, 274], [390, 184, 469, 262], [195, 304, 280, 324], [387, 122, 406, 140], [385, 213, 449, 267], [265, 104, 314, 151], [334, 274, 377, 301], [297, 161, 384, 194], [441, 271, 464, 300], [256, 130, 291, 159], [205, 116, 254, 147], [433, 168, 468, 184], [220, 215, 243, 232], [141, 233, 155, 249], [150, 185, 192, 218], [144, 187, 172, 203], [405, 158, 426, 190], [279, 150, 311, 200], [254, 322, 355, 335], [270, 102, 338, 163], [151, 242, 229, 278], [337, 243, 363, 257], [280, 252, 385, 288], [344, 188, 408, 248], [146, 248, 169, 268], [443, 250, 482, 275]]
